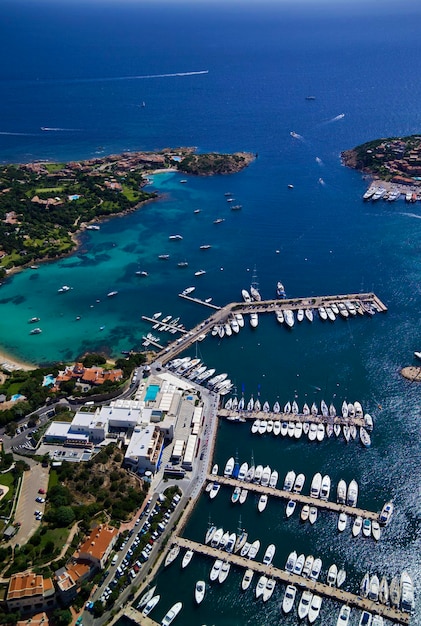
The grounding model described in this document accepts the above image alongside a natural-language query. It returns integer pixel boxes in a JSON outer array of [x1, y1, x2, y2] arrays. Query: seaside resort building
[[43, 373, 204, 474]]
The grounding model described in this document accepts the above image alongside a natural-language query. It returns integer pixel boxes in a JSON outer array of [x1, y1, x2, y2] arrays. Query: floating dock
[[207, 474, 381, 521], [141, 315, 188, 334], [172, 536, 409, 625], [178, 293, 222, 309], [218, 408, 365, 426]]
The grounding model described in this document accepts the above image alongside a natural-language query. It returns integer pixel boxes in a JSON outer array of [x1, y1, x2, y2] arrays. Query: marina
[[170, 537, 410, 625]]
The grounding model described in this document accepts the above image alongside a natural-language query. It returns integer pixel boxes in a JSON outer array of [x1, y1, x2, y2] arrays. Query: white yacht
[[247, 539, 260, 559], [142, 594, 160, 616], [286, 500, 296, 518], [298, 590, 313, 620], [400, 571, 415, 612], [161, 601, 182, 626], [209, 559, 222, 582], [165, 545, 180, 567], [249, 312, 259, 328], [293, 553, 305, 575], [320, 474, 331, 500], [261, 465, 271, 486], [293, 472, 305, 493], [262, 543, 276, 566], [283, 470, 296, 491], [352, 515, 363, 537], [257, 494, 268, 512], [310, 472, 322, 498], [305, 308, 314, 322], [308, 595, 322, 624], [284, 309, 295, 327], [337, 512, 347, 532], [218, 561, 231, 583], [371, 520, 381, 541], [224, 457, 235, 477], [309, 557, 322, 581], [327, 563, 338, 586], [302, 554, 314, 577], [285, 550, 297, 572], [255, 575, 268, 599], [138, 586, 157, 609], [336, 605, 351, 626], [379, 501, 394, 526], [263, 578, 276, 602], [301, 504, 310, 522], [181, 549, 194, 568], [282, 585, 297, 614], [195, 580, 206, 604], [316, 423, 325, 441], [241, 568, 254, 591], [347, 479, 358, 507], [337, 569, 346, 588], [309, 506, 318, 525], [269, 469, 278, 488], [308, 423, 318, 441], [242, 289, 251, 302], [368, 574, 380, 602]]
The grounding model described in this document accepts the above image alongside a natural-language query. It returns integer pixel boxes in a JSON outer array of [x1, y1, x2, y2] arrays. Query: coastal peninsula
[[0, 148, 254, 276], [341, 134, 421, 185]]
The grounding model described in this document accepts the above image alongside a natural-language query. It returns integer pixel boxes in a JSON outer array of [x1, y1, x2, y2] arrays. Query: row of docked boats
[[167, 356, 233, 395], [140, 589, 183, 625], [150, 311, 186, 334], [250, 417, 371, 445], [274, 299, 380, 327], [360, 569, 414, 612], [211, 313, 244, 337]]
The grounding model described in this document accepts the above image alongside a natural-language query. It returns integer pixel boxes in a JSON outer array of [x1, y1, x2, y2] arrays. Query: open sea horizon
[[1, 0, 421, 624]]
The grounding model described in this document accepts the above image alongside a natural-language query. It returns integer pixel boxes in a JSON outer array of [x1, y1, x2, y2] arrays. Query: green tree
[[52, 608, 72, 626]]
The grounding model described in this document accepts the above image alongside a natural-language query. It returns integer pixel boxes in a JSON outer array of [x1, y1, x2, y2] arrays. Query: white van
[[111, 554, 118, 566]]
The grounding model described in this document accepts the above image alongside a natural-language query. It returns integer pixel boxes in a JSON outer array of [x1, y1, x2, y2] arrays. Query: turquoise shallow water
[[1, 0, 421, 623]]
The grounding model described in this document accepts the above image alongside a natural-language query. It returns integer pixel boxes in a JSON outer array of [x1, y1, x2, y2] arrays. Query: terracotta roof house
[[7, 573, 55, 614], [76, 524, 118, 569]]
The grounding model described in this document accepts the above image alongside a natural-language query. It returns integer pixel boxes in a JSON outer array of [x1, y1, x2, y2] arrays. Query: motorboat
[[210, 527, 223, 548], [209, 483, 220, 499], [316, 423, 325, 441], [276, 281, 286, 298], [301, 504, 310, 522], [251, 419, 260, 434], [337, 479, 347, 504], [260, 464, 271, 486], [283, 470, 296, 491], [282, 585, 296, 614], [297, 308, 304, 322], [309, 557, 322, 581], [255, 575, 268, 599], [248, 539, 260, 559], [294, 422, 303, 439], [249, 312, 258, 328], [205, 524, 216, 544], [238, 462, 248, 481], [285, 550, 297, 572], [298, 590, 313, 620], [241, 568, 254, 591], [225, 532, 236, 553], [372, 617, 384, 626], [254, 464, 263, 483], [161, 601, 182, 626], [308, 595, 322, 624], [293, 473, 305, 493], [318, 306, 328, 320], [236, 312, 245, 327], [280, 421, 288, 436], [242, 289, 251, 302], [308, 423, 318, 441], [287, 422, 295, 437], [350, 424, 357, 439], [359, 611, 373, 626], [368, 574, 380, 602], [182, 549, 194, 568], [327, 563, 338, 586], [263, 578, 276, 602], [337, 569, 346, 588], [362, 518, 372, 537], [293, 553, 305, 575], [107, 290, 118, 297], [231, 486, 241, 504], [142, 594, 160, 616], [262, 543, 276, 566], [310, 472, 322, 498], [219, 531, 229, 550], [240, 541, 251, 557], [352, 515, 363, 537], [389, 575, 401, 607], [336, 605, 351, 626], [269, 469, 278, 488], [379, 501, 394, 526], [337, 512, 347, 532], [138, 586, 157, 609], [364, 413, 374, 430], [273, 420, 281, 436], [211, 464, 218, 476], [371, 520, 381, 541], [234, 529, 248, 553], [195, 580, 206, 604], [326, 306, 336, 321], [165, 545, 180, 567], [320, 474, 331, 501], [347, 479, 358, 507], [209, 559, 222, 582], [302, 554, 314, 578], [305, 308, 314, 322], [400, 570, 415, 612], [224, 457, 235, 477], [284, 309, 294, 327], [309, 506, 318, 525], [286, 500, 296, 518], [218, 561, 231, 583], [257, 494, 268, 512], [169, 234, 183, 241]]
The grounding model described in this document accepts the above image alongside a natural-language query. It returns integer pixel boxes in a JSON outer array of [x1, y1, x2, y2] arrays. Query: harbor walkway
[[122, 606, 158, 625], [151, 292, 387, 366], [172, 537, 410, 625], [206, 474, 381, 521]]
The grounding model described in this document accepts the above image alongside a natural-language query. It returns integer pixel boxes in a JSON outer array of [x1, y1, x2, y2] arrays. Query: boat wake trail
[[321, 113, 345, 125], [40, 127, 82, 132], [315, 156, 323, 165], [0, 131, 39, 136], [398, 212, 421, 220], [290, 131, 304, 141]]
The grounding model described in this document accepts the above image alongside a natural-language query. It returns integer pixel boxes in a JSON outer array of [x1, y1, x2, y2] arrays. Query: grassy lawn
[[0, 471, 15, 507], [48, 469, 59, 490], [39, 525, 70, 553], [35, 186, 64, 194], [43, 163, 65, 173], [122, 185, 139, 202]]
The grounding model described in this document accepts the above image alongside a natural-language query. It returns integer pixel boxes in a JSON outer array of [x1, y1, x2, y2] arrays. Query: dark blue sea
[[1, 1, 421, 624]]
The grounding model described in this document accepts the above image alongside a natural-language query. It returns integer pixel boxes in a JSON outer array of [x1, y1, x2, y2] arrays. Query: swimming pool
[[11, 394, 25, 402], [144, 384, 160, 402], [42, 374, 56, 387]]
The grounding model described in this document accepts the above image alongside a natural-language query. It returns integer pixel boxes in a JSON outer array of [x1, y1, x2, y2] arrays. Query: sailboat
[[250, 265, 261, 301]]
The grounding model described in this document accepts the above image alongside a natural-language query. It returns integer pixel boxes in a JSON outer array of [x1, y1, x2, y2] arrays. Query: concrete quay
[[172, 537, 410, 625], [207, 474, 381, 522], [218, 408, 365, 426], [122, 606, 158, 625]]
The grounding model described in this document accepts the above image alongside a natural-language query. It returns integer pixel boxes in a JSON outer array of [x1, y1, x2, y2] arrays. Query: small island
[[0, 148, 254, 276]]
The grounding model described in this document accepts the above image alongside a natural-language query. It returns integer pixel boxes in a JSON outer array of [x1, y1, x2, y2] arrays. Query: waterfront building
[[6, 573, 56, 614], [76, 524, 118, 570]]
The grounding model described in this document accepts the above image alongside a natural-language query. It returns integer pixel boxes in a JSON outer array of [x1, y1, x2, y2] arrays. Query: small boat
[[282, 585, 296, 614], [400, 570, 415, 612], [209, 559, 222, 582], [316, 423, 325, 441], [361, 573, 370, 597], [205, 524, 216, 544], [337, 512, 347, 532], [194, 269, 206, 277], [310, 472, 322, 498], [165, 545, 180, 566], [389, 575, 401, 608], [262, 543, 276, 565], [371, 520, 381, 541], [224, 456, 235, 477], [337, 569, 346, 588], [218, 561, 231, 583], [213, 217, 225, 224], [248, 540, 260, 559], [327, 563, 338, 586], [161, 601, 182, 626], [336, 606, 351, 626], [368, 574, 380, 602], [30, 327, 42, 335], [360, 426, 371, 447], [309, 506, 318, 525], [142, 594, 160, 616], [195, 580, 206, 604], [239, 488, 248, 504], [107, 290, 118, 297], [379, 501, 394, 526], [302, 555, 314, 578], [309, 557, 322, 581], [231, 486, 241, 504], [293, 472, 305, 493], [255, 575, 268, 599], [241, 568, 254, 591], [177, 261, 188, 268], [352, 515, 363, 537], [209, 483, 220, 499], [347, 479, 358, 507], [200, 244, 211, 250], [257, 494, 268, 512], [286, 500, 296, 518], [169, 234, 183, 241], [58, 285, 71, 293], [305, 308, 314, 322], [138, 585, 157, 609], [320, 474, 331, 501], [158, 254, 170, 260], [285, 550, 297, 572], [301, 504, 310, 522], [293, 553, 305, 575], [269, 469, 278, 488], [298, 590, 313, 620], [308, 595, 322, 624], [28, 317, 40, 323], [263, 578, 276, 602], [379, 576, 389, 605], [181, 549, 194, 568], [283, 470, 296, 491]]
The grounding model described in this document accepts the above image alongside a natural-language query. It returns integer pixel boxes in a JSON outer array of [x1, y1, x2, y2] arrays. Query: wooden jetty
[[142, 336, 164, 350], [123, 606, 158, 625], [172, 536, 409, 625], [218, 408, 365, 426], [154, 292, 387, 365], [207, 474, 381, 521], [141, 315, 188, 334]]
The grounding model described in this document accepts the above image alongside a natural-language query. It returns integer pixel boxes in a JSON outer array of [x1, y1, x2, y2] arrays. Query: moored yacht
[[195, 580, 206, 604]]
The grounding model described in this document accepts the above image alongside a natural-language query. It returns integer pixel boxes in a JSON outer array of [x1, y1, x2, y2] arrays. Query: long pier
[[207, 474, 381, 521], [141, 315, 188, 334], [178, 293, 222, 310], [172, 537, 409, 625], [218, 408, 365, 426], [153, 292, 387, 365]]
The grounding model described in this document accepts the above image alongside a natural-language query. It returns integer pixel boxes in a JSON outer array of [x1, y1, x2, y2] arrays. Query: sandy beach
[[0, 350, 36, 372]]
